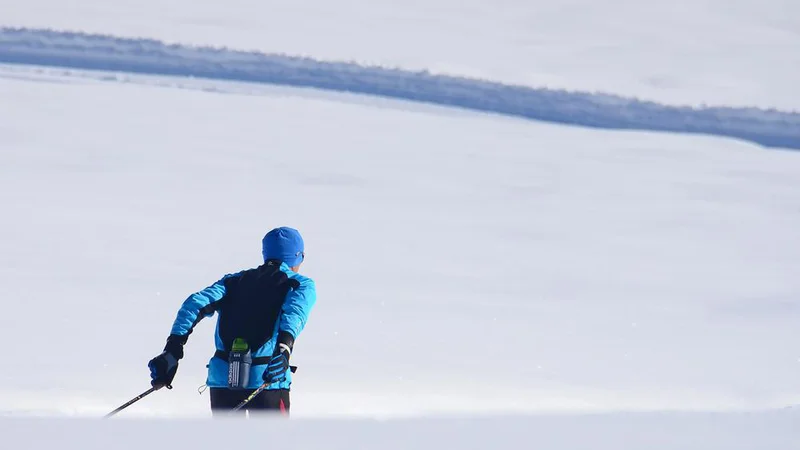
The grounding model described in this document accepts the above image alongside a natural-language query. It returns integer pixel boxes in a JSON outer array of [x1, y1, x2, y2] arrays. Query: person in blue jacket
[[147, 227, 316, 416]]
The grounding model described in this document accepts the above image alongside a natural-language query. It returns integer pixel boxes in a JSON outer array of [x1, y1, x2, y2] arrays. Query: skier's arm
[[149, 274, 236, 388], [169, 275, 233, 337], [263, 277, 316, 384], [278, 277, 317, 344]]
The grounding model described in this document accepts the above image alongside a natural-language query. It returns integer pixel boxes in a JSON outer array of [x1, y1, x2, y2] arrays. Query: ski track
[[1, 27, 798, 150]]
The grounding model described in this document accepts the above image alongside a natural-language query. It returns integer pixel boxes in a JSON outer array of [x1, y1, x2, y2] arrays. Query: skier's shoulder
[[283, 266, 315, 291], [205, 267, 253, 290], [218, 268, 249, 283]]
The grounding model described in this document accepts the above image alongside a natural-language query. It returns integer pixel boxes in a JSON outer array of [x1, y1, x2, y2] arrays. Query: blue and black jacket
[[165, 260, 316, 390]]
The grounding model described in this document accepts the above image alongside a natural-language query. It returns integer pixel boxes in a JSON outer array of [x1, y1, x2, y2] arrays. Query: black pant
[[210, 388, 290, 417]]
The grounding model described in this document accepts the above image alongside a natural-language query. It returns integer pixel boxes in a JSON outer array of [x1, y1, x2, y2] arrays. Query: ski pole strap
[[213, 351, 297, 373]]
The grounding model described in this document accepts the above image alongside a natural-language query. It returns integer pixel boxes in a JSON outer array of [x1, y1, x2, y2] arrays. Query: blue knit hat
[[262, 227, 305, 266]]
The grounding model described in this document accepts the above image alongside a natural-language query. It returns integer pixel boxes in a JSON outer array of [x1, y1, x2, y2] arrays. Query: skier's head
[[262, 226, 305, 270]]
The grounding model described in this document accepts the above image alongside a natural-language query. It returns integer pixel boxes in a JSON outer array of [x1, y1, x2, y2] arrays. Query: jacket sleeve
[[278, 277, 317, 340], [169, 274, 234, 337]]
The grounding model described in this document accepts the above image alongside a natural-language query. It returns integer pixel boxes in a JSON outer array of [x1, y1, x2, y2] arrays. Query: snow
[[3, 412, 800, 449], [1, 0, 800, 447], [2, 29, 798, 150], [1, 0, 799, 110], [1, 66, 799, 422]]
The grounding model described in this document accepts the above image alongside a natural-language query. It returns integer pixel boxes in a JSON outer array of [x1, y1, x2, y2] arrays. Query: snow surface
[[1, 65, 800, 422], [2, 412, 800, 450], [2, 0, 799, 110]]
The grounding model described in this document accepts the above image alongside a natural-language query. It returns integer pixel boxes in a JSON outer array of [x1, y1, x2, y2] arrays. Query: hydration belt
[[213, 350, 297, 373]]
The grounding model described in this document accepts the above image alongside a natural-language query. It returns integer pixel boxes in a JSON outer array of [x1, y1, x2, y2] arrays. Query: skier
[[146, 226, 317, 416]]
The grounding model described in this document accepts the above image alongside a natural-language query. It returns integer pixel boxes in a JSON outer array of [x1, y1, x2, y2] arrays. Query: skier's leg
[[248, 389, 290, 416], [209, 388, 248, 417]]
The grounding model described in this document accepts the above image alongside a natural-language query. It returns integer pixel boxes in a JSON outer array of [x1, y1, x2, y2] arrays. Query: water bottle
[[227, 338, 251, 389]]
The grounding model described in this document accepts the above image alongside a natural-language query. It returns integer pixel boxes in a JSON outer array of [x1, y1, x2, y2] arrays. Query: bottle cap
[[232, 338, 249, 353]]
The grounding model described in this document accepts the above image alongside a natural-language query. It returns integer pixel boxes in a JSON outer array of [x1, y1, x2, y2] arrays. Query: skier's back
[[147, 226, 317, 416]]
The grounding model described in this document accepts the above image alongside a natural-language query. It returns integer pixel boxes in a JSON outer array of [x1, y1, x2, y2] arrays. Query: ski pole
[[231, 382, 269, 412], [231, 367, 297, 413], [104, 387, 158, 418]]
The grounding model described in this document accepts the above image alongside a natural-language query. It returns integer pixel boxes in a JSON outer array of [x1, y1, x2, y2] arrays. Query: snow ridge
[[1, 27, 798, 150]]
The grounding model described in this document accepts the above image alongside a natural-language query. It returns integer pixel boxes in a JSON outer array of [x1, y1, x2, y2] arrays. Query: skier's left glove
[[148, 334, 187, 390], [263, 331, 294, 384]]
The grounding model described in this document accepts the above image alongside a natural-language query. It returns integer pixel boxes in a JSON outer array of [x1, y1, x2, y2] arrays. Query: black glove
[[148, 334, 187, 390], [263, 331, 294, 384]]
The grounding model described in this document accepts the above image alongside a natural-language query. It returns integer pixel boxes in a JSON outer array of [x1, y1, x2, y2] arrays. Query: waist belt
[[214, 350, 297, 373]]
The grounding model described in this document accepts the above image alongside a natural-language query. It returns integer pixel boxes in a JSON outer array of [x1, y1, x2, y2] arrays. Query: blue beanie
[[262, 227, 305, 266]]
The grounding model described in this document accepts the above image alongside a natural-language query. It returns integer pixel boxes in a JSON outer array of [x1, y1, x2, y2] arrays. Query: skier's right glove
[[148, 334, 187, 390], [262, 331, 294, 385]]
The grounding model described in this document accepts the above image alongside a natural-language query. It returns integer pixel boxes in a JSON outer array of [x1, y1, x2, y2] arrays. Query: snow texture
[[2, 412, 800, 450], [1, 27, 798, 150], [1, 66, 799, 422]]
